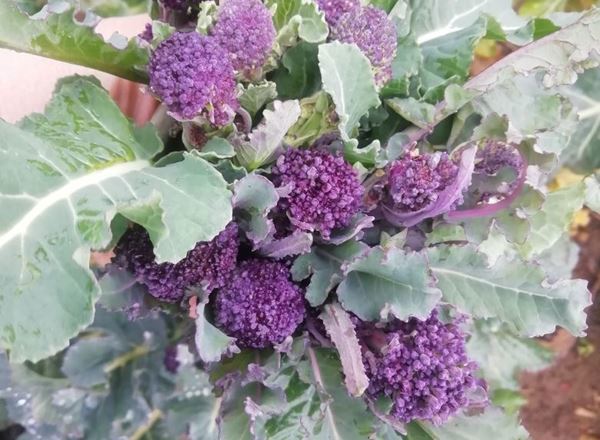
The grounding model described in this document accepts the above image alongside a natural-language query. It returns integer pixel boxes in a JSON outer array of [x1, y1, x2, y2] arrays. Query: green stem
[[104, 345, 150, 374], [128, 408, 163, 440]]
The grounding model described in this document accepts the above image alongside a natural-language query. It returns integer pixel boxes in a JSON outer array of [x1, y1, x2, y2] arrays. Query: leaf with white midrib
[[561, 68, 600, 173], [318, 42, 380, 140], [428, 245, 591, 337], [0, 77, 232, 362], [337, 246, 441, 322], [304, 348, 374, 439]]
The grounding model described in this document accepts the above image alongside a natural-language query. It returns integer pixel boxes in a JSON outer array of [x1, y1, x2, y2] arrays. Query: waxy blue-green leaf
[[419, 17, 488, 100], [233, 174, 279, 246], [236, 100, 301, 170], [61, 336, 124, 387], [409, 0, 525, 46], [585, 174, 600, 213], [269, 0, 329, 44], [0, 77, 232, 362], [319, 303, 369, 397], [272, 42, 322, 100], [518, 182, 586, 258], [409, 406, 529, 440], [428, 245, 591, 337], [337, 246, 441, 321], [0, 2, 148, 82], [299, 348, 376, 439], [195, 301, 236, 363], [467, 319, 554, 390], [318, 42, 381, 140], [239, 82, 278, 116], [292, 241, 367, 307], [562, 67, 600, 173]]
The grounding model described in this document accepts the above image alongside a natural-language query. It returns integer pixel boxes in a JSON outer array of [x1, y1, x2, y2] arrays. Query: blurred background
[[0, 0, 599, 439]]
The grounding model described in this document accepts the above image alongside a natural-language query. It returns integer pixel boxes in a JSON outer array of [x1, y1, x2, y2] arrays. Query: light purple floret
[[387, 152, 459, 212], [331, 6, 397, 86], [148, 31, 238, 125], [113, 223, 239, 302], [211, 0, 276, 74], [271, 149, 364, 239], [475, 140, 523, 176], [359, 311, 480, 424], [315, 0, 359, 26], [214, 259, 305, 348]]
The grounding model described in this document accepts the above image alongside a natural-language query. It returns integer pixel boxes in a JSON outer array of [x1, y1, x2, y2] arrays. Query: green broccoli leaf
[[0, 77, 232, 362], [0, 2, 148, 82]]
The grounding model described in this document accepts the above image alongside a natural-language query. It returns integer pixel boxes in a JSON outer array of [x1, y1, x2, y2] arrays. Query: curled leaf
[[319, 303, 369, 397]]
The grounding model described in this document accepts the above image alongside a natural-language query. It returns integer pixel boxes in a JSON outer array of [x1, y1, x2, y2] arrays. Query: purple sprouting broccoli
[[210, 0, 276, 76], [388, 152, 459, 212], [112, 223, 239, 302], [271, 149, 364, 239], [148, 31, 239, 125], [381, 147, 476, 227], [357, 311, 482, 424], [315, 0, 360, 26], [163, 346, 180, 373], [160, 0, 190, 11], [213, 259, 305, 348], [331, 6, 397, 86]]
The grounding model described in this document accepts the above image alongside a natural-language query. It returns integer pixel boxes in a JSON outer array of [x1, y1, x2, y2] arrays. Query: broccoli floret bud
[[358, 311, 482, 424], [148, 31, 238, 125], [210, 0, 276, 76], [315, 0, 360, 26], [214, 259, 305, 348], [271, 149, 364, 238], [113, 223, 239, 302], [387, 152, 459, 212], [331, 6, 397, 86]]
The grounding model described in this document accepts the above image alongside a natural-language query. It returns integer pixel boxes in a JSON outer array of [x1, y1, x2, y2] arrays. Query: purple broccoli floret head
[[358, 311, 482, 424], [271, 149, 364, 239], [113, 222, 239, 302], [315, 0, 359, 26], [148, 31, 239, 125], [210, 0, 275, 75], [381, 147, 476, 227], [214, 259, 305, 348], [388, 152, 459, 212], [331, 6, 397, 86]]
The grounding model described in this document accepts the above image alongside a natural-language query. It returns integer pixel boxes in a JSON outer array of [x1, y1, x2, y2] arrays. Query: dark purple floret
[[271, 149, 364, 239], [331, 6, 397, 86], [315, 0, 359, 26], [113, 223, 239, 302], [387, 152, 459, 212], [160, 0, 189, 11], [210, 0, 275, 75], [358, 311, 481, 424], [139, 23, 153, 42], [148, 31, 238, 124], [214, 259, 305, 348], [163, 346, 180, 373]]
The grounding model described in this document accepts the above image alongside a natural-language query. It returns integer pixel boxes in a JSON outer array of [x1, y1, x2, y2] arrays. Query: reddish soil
[[520, 212, 600, 440]]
